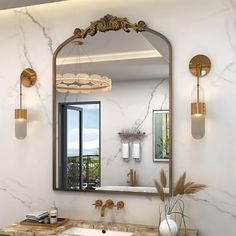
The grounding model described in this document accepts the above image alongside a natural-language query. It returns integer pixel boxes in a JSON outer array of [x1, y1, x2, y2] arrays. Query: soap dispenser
[[49, 201, 58, 224]]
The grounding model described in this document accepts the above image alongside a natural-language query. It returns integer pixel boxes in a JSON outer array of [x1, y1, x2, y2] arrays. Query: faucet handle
[[115, 201, 125, 210], [105, 199, 114, 209], [93, 200, 103, 208]]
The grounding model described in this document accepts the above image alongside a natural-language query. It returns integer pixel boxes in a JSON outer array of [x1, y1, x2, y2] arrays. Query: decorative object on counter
[[19, 218, 69, 228], [49, 201, 58, 224], [118, 129, 145, 160], [127, 169, 136, 186], [25, 211, 48, 223], [15, 68, 37, 140], [159, 215, 178, 236], [189, 54, 211, 139], [155, 170, 206, 236]]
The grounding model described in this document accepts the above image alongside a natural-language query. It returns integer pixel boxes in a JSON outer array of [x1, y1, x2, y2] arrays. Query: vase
[[159, 215, 178, 236]]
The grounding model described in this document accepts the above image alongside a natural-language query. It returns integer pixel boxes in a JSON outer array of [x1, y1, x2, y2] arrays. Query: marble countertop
[[0, 219, 198, 236]]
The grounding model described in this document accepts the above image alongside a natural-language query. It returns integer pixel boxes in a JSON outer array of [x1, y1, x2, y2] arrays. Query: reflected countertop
[[0, 219, 198, 236]]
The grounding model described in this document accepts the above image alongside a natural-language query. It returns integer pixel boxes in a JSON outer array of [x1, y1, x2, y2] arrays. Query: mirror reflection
[[54, 21, 172, 194]]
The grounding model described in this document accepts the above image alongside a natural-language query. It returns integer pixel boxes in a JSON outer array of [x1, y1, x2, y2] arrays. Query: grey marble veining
[[0, 185, 32, 210], [132, 79, 166, 130], [24, 8, 54, 55], [105, 148, 121, 166]]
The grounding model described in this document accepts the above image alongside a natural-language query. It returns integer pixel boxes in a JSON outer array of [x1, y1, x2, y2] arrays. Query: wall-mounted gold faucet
[[100, 199, 114, 217], [93, 199, 125, 217], [127, 169, 136, 186]]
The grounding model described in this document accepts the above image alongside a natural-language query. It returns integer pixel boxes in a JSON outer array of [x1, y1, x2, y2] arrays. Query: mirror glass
[[53, 20, 172, 195]]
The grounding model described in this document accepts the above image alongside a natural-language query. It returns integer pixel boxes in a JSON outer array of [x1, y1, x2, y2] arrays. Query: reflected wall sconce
[[15, 68, 37, 139], [189, 55, 211, 139]]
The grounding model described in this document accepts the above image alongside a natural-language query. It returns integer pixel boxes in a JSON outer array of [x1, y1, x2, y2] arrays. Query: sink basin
[[96, 185, 169, 193], [61, 227, 133, 236]]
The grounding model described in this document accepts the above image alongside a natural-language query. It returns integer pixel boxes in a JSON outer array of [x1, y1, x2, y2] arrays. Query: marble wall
[[0, 0, 235, 235]]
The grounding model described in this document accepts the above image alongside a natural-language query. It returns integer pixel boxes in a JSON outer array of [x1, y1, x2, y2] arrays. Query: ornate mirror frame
[[52, 14, 173, 196]]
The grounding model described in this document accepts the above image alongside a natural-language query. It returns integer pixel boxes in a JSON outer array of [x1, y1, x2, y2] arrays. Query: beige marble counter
[[0, 219, 198, 236]]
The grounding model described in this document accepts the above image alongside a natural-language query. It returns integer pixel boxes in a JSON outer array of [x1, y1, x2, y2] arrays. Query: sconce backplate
[[21, 68, 37, 87], [189, 54, 211, 78]]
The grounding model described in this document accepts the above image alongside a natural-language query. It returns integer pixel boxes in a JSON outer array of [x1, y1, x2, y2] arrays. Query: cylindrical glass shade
[[191, 85, 206, 139], [191, 114, 205, 139], [15, 109, 27, 139]]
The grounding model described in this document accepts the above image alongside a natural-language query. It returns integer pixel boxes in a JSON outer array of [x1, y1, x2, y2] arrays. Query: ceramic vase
[[159, 215, 178, 236]]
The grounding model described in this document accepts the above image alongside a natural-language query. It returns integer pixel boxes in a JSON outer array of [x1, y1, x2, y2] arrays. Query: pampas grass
[[154, 170, 206, 202], [154, 170, 206, 235]]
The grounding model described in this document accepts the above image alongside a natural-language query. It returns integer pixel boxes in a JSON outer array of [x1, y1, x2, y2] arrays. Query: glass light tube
[[191, 80, 205, 139], [15, 78, 27, 140], [15, 108, 27, 139]]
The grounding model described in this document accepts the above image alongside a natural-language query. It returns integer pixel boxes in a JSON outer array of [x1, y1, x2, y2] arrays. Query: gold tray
[[19, 218, 69, 228]]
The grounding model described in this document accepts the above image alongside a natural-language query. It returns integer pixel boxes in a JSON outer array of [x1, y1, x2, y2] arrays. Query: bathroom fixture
[[15, 68, 37, 139], [189, 54, 211, 139], [62, 227, 133, 236], [96, 185, 169, 193], [0, 218, 198, 235], [115, 201, 125, 210], [92, 200, 103, 208], [119, 130, 145, 160], [53, 14, 173, 195], [56, 41, 111, 94], [56, 73, 112, 93], [100, 199, 114, 217], [127, 169, 136, 186]]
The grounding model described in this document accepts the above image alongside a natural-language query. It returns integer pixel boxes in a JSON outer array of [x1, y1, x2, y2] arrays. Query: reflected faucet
[[127, 169, 136, 186], [100, 199, 114, 217]]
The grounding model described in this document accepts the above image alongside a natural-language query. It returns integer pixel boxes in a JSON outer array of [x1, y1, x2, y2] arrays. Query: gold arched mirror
[[53, 15, 172, 195]]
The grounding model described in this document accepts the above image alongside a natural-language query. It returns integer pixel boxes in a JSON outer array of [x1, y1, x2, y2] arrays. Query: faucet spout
[[100, 204, 106, 217], [100, 199, 114, 217], [127, 169, 136, 186]]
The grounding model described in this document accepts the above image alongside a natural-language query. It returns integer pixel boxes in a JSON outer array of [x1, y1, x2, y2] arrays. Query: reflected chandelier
[[56, 40, 112, 93], [56, 73, 112, 93]]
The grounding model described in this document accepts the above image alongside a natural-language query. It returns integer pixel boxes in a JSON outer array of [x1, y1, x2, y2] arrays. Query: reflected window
[[58, 102, 100, 189]]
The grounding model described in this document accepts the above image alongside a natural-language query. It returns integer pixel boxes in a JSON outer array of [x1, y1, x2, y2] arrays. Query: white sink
[[61, 227, 133, 236], [96, 185, 169, 193]]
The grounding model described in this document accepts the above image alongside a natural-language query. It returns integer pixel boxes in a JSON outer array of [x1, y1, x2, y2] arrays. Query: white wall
[[0, 1, 236, 235]]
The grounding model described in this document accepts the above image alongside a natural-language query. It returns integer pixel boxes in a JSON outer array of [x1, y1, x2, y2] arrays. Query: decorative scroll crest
[[74, 14, 147, 38]]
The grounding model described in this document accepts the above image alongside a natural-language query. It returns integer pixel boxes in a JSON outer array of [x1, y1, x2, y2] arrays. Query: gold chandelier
[[56, 73, 112, 93], [56, 40, 112, 94]]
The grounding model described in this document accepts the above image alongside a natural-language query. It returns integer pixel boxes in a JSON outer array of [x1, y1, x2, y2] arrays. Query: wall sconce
[[15, 68, 37, 139], [189, 55, 211, 139]]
